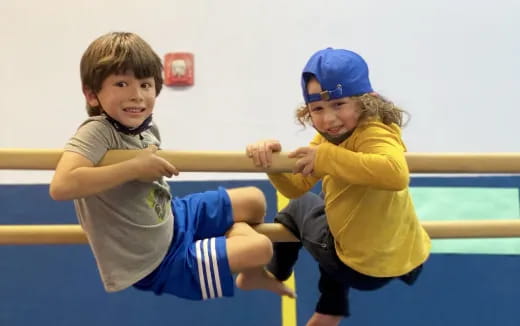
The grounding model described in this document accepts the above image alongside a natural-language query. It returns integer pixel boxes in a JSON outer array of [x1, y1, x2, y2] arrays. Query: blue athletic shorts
[[133, 187, 235, 300]]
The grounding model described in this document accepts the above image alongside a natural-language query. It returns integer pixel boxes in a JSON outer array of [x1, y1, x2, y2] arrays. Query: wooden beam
[[1, 149, 520, 173], [1, 220, 520, 245]]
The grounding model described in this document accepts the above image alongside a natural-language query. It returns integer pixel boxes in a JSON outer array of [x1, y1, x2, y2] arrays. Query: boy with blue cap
[[247, 48, 430, 325]]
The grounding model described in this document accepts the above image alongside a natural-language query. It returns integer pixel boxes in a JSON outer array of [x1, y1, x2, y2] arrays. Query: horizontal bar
[[1, 220, 520, 245], [405, 152, 520, 173], [1, 149, 520, 173], [0, 149, 294, 173], [422, 220, 520, 239], [0, 225, 88, 245]]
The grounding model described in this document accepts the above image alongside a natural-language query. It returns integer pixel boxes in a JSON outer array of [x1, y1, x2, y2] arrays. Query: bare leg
[[226, 187, 266, 224], [306, 313, 343, 326], [225, 222, 296, 298], [226, 222, 272, 270], [236, 267, 296, 298], [224, 188, 295, 297]]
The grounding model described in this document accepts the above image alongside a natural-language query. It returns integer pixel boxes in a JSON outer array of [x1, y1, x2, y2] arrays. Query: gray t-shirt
[[65, 116, 173, 292]]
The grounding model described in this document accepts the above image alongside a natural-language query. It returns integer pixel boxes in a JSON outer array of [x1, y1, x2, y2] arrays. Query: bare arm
[[50, 146, 178, 201]]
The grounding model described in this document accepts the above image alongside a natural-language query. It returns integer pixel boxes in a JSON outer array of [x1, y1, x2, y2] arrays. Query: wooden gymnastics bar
[[1, 149, 519, 243], [1, 220, 520, 245], [1, 149, 520, 173]]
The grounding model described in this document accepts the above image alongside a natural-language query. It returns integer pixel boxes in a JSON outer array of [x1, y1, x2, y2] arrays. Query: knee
[[252, 233, 273, 265], [284, 192, 319, 211], [243, 186, 267, 219], [297, 192, 322, 206]]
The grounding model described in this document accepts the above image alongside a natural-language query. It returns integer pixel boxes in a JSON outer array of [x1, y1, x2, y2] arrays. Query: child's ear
[[83, 86, 99, 107]]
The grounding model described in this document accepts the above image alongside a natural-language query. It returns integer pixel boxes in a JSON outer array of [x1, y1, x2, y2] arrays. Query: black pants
[[267, 192, 423, 317]]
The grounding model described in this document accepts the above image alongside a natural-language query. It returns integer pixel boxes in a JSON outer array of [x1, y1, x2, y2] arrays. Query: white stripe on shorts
[[202, 239, 215, 299], [195, 240, 208, 300], [196, 238, 223, 300], [210, 237, 223, 298]]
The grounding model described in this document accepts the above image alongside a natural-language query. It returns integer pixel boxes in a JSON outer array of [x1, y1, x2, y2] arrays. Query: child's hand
[[246, 140, 282, 168], [289, 146, 317, 176], [133, 145, 179, 182]]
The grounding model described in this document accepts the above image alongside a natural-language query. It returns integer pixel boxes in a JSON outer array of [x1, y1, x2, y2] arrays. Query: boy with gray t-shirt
[[50, 31, 295, 301]]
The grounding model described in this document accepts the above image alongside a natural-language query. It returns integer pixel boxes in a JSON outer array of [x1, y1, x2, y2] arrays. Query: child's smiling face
[[306, 78, 361, 138], [84, 70, 156, 128]]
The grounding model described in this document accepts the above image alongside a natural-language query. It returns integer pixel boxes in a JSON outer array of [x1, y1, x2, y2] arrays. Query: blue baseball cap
[[301, 48, 373, 103]]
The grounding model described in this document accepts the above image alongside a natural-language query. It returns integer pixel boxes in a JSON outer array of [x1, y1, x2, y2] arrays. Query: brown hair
[[80, 32, 163, 116], [295, 93, 409, 127]]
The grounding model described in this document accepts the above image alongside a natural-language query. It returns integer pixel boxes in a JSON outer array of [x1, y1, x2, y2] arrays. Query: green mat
[[411, 187, 520, 254]]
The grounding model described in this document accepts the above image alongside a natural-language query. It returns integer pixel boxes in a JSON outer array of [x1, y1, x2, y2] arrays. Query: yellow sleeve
[[267, 173, 320, 198], [313, 122, 409, 190]]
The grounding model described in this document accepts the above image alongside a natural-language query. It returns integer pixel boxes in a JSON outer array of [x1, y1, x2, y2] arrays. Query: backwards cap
[[302, 48, 373, 103]]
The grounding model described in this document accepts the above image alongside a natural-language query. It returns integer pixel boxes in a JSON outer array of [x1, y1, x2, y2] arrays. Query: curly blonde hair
[[80, 32, 163, 116], [295, 93, 409, 128]]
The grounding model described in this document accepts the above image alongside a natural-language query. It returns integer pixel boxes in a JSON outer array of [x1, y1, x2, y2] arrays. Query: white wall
[[1, 0, 519, 183]]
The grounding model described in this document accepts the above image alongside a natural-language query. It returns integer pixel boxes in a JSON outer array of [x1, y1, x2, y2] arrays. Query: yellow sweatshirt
[[268, 121, 430, 277]]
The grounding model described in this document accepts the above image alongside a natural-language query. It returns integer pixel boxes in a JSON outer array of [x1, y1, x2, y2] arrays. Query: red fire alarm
[[164, 52, 194, 86]]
